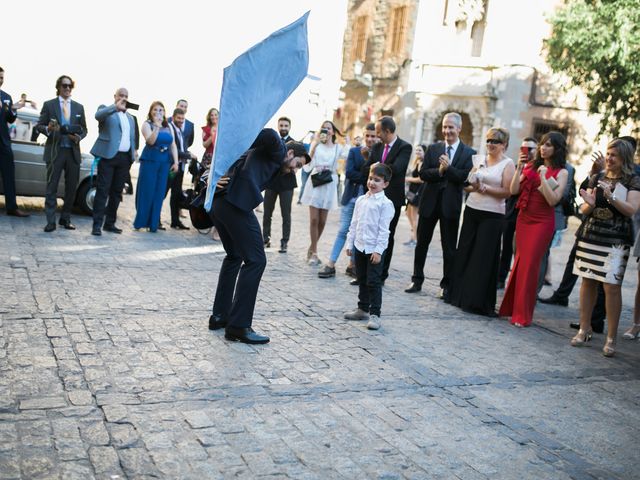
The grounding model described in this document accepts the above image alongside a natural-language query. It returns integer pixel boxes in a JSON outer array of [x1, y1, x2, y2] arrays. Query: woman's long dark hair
[[532, 131, 567, 169]]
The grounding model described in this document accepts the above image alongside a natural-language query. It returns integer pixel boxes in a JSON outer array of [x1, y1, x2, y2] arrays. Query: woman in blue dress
[[134, 101, 178, 232]]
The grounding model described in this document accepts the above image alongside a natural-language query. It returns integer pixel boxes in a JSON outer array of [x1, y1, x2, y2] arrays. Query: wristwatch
[[611, 193, 618, 203]]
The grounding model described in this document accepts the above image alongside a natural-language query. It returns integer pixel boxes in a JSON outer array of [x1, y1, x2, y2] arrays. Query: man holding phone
[[36, 75, 87, 232], [90, 88, 137, 236]]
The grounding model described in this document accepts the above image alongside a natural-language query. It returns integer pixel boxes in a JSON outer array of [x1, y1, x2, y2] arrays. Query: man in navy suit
[[405, 112, 475, 299], [0, 67, 29, 217], [167, 107, 196, 230], [175, 99, 195, 150], [90, 87, 137, 236], [36, 75, 87, 231], [363, 116, 412, 282], [208, 129, 309, 344]]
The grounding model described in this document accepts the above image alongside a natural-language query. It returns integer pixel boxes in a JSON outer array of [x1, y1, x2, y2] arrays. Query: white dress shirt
[[346, 190, 396, 254], [117, 111, 131, 152]]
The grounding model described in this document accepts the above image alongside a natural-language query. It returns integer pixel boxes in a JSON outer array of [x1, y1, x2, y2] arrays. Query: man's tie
[[62, 100, 70, 122], [382, 144, 390, 163], [446, 145, 453, 165]]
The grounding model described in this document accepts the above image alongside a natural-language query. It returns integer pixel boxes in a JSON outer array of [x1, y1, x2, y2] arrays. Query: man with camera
[[36, 75, 87, 232], [90, 88, 137, 236]]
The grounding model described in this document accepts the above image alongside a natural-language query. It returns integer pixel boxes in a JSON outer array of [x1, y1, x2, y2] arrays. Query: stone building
[[335, 0, 601, 164]]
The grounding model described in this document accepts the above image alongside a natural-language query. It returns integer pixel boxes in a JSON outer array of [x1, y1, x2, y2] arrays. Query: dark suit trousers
[[93, 152, 130, 228], [355, 248, 385, 316], [0, 145, 18, 211], [498, 215, 517, 283], [211, 197, 267, 329], [168, 169, 185, 226], [381, 204, 402, 280], [412, 193, 459, 289], [262, 188, 293, 243], [45, 147, 79, 223]]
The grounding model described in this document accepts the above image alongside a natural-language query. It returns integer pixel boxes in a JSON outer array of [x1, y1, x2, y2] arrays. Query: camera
[[125, 101, 139, 111], [320, 128, 328, 134]]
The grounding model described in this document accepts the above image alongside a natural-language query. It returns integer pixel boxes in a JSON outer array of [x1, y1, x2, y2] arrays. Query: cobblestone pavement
[[1, 183, 640, 480]]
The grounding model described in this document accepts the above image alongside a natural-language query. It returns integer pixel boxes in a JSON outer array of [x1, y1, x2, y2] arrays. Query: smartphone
[[320, 128, 328, 135], [520, 146, 529, 156], [125, 101, 139, 111]]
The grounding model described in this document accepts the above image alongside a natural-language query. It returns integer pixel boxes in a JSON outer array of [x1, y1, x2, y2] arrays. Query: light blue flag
[[205, 11, 310, 211]]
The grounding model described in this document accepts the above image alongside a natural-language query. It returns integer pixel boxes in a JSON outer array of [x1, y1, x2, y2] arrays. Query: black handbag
[[188, 190, 214, 229], [310, 169, 333, 187]]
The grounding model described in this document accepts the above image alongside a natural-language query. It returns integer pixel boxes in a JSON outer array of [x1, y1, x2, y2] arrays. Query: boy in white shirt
[[344, 163, 395, 329]]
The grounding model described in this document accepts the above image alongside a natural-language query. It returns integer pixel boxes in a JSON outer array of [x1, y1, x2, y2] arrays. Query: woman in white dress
[[301, 120, 349, 265]]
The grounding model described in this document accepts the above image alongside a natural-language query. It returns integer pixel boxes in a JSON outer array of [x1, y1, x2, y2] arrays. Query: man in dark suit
[[208, 129, 308, 344], [0, 67, 29, 217], [175, 99, 195, 150], [405, 112, 475, 299], [363, 116, 412, 282], [167, 107, 196, 230], [262, 116, 297, 253], [90, 87, 137, 236], [36, 75, 87, 232]]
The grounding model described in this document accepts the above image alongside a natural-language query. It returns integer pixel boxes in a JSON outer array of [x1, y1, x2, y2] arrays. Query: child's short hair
[[369, 162, 392, 182]]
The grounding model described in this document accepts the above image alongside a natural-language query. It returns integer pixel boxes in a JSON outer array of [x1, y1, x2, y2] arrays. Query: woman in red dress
[[201, 107, 219, 168], [499, 132, 569, 327]]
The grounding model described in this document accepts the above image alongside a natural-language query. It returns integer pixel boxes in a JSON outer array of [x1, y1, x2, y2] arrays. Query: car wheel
[[76, 179, 96, 215]]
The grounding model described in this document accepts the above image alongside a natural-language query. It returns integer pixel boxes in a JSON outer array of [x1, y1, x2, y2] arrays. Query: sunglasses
[[60, 84, 73, 89], [486, 139, 503, 145]]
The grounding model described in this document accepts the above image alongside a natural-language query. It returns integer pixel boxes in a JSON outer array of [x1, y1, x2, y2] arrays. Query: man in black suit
[[208, 129, 309, 344], [262, 116, 297, 253], [167, 107, 196, 230], [405, 112, 475, 298], [363, 116, 412, 282], [36, 75, 87, 232], [0, 67, 29, 217]]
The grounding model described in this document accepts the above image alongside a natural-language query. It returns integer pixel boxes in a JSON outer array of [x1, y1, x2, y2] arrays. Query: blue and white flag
[[205, 11, 310, 211]]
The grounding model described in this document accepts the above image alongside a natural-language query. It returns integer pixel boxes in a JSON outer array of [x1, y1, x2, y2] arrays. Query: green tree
[[545, 0, 640, 137]]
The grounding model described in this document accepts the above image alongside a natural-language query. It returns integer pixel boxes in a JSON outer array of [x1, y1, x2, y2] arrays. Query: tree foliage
[[545, 0, 640, 137]]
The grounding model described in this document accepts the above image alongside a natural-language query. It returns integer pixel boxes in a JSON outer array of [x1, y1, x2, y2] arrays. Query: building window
[[532, 120, 570, 141], [351, 16, 368, 62], [389, 6, 408, 56]]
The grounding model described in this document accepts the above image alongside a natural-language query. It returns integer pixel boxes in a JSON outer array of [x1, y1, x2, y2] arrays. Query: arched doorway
[[433, 112, 474, 146]]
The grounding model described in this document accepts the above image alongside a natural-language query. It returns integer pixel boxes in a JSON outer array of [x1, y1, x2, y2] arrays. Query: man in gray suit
[[36, 75, 87, 232], [90, 87, 137, 236]]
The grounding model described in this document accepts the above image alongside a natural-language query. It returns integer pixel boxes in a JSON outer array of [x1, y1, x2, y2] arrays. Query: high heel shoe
[[622, 323, 640, 340], [570, 329, 593, 347], [602, 337, 616, 357]]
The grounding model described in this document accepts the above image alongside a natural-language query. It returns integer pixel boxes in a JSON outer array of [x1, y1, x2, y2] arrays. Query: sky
[[3, 0, 348, 155]]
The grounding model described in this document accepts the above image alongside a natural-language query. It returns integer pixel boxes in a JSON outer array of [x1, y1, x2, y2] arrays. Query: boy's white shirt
[[346, 190, 395, 254]]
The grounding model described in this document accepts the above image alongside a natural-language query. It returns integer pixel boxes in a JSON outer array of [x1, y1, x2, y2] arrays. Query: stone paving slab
[[1, 187, 639, 479]]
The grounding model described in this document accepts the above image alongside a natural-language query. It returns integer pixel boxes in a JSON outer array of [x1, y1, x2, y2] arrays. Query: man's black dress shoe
[[91, 226, 102, 236], [208, 314, 227, 331], [278, 241, 287, 253], [157, 223, 166, 231], [44, 223, 56, 233], [171, 222, 190, 230], [59, 220, 76, 230], [404, 283, 422, 293], [539, 295, 568, 307], [103, 225, 123, 234], [570, 322, 604, 334], [350, 278, 359, 286], [7, 209, 29, 217], [225, 327, 270, 344]]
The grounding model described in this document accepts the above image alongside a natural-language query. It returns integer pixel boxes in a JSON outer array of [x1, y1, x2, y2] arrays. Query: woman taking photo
[[202, 107, 219, 169], [571, 138, 640, 357], [499, 131, 568, 327], [300, 120, 348, 265], [404, 144, 426, 247], [450, 128, 515, 316], [133, 101, 178, 232]]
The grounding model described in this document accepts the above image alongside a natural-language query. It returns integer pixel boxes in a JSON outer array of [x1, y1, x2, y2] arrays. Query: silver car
[[2, 107, 96, 214]]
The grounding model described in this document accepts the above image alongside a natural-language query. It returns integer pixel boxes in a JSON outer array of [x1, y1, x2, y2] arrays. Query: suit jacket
[[36, 97, 87, 164], [341, 145, 367, 205], [365, 136, 412, 208], [223, 128, 286, 212], [90, 104, 137, 162], [0, 90, 17, 148], [266, 134, 297, 192], [419, 141, 476, 219], [183, 119, 194, 150]]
